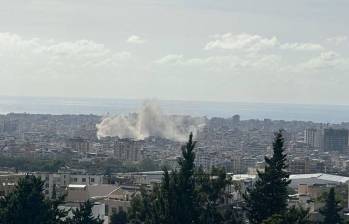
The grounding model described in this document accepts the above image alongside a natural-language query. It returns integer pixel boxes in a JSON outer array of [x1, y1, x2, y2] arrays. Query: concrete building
[[231, 155, 242, 174], [64, 184, 134, 223], [305, 128, 322, 148], [114, 139, 144, 162], [67, 137, 90, 154], [289, 173, 349, 189], [288, 157, 325, 174], [104, 187, 133, 216], [323, 128, 349, 152], [36, 172, 104, 199], [0, 173, 26, 197], [114, 171, 163, 186], [232, 114, 240, 126], [195, 147, 210, 170]]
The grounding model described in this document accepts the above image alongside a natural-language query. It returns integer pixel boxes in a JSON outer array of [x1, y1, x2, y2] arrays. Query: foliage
[[110, 210, 128, 224], [77, 158, 160, 174], [262, 206, 312, 224], [0, 175, 67, 224], [244, 130, 291, 224], [222, 206, 244, 224], [127, 133, 239, 224], [195, 167, 232, 224], [0, 156, 65, 172], [319, 188, 343, 224], [173, 132, 198, 224], [66, 200, 104, 224]]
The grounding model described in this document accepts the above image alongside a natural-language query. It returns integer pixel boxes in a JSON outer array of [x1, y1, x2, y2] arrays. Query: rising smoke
[[96, 101, 206, 141]]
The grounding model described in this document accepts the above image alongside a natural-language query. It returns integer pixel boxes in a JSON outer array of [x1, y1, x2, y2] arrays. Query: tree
[[196, 167, 232, 224], [67, 200, 103, 224], [319, 188, 343, 224], [284, 206, 312, 224], [222, 206, 244, 224], [127, 193, 145, 224], [0, 175, 67, 224], [139, 158, 159, 171], [262, 206, 312, 224], [128, 133, 240, 224], [110, 210, 128, 224], [244, 130, 290, 224], [153, 167, 176, 224], [174, 132, 198, 224], [127, 188, 155, 224]]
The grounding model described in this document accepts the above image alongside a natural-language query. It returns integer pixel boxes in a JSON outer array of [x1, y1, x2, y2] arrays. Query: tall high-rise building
[[114, 139, 144, 162], [67, 137, 90, 153], [323, 128, 349, 152], [232, 114, 240, 126], [304, 128, 324, 148], [304, 128, 322, 148]]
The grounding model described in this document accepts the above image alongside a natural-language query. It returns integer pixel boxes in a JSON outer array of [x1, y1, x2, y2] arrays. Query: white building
[[35, 172, 104, 198]]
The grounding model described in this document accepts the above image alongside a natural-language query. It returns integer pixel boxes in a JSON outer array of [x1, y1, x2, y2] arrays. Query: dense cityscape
[[1, 112, 349, 223]]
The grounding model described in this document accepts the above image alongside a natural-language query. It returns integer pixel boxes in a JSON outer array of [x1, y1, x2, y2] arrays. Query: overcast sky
[[0, 0, 348, 105]]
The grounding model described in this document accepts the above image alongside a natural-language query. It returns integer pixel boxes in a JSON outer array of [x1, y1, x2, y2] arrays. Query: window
[[45, 183, 49, 188], [82, 178, 86, 183], [112, 207, 117, 214], [73, 178, 78, 182], [90, 178, 95, 183]]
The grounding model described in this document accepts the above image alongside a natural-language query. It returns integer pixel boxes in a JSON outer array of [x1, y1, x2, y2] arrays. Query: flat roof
[[290, 173, 349, 184], [68, 184, 87, 188], [230, 174, 256, 181]]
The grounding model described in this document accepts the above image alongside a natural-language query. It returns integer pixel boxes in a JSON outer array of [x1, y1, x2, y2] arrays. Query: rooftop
[[290, 173, 349, 184], [68, 184, 87, 189]]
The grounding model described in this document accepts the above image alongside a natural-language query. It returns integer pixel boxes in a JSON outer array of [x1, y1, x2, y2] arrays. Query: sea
[[0, 96, 348, 123]]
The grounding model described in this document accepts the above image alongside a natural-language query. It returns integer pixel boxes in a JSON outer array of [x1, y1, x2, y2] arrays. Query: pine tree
[[319, 188, 343, 224], [196, 167, 231, 224], [0, 175, 67, 224], [222, 207, 244, 224], [127, 188, 155, 224], [67, 200, 104, 224], [156, 167, 176, 224], [175, 132, 198, 224], [127, 193, 144, 224], [128, 133, 199, 224], [128, 133, 240, 224], [110, 210, 128, 224], [244, 130, 290, 224], [262, 206, 312, 224]]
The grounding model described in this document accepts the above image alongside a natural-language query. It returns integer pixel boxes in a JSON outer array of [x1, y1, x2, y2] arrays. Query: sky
[[0, 0, 349, 105]]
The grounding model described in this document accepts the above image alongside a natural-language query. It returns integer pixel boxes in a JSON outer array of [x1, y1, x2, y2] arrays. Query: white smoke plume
[[96, 101, 206, 141]]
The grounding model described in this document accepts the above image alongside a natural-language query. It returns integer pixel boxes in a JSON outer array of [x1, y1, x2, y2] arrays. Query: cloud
[[326, 36, 348, 45], [157, 31, 349, 75], [0, 32, 131, 80], [279, 42, 324, 51], [155, 54, 184, 64], [205, 33, 278, 52], [155, 53, 282, 72], [127, 35, 146, 44], [300, 51, 342, 70], [205, 32, 325, 52]]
